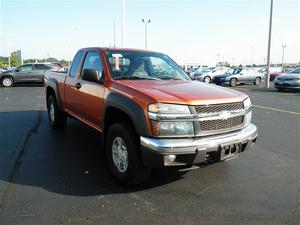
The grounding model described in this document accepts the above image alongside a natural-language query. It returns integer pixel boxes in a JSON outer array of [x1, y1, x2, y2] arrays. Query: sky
[[0, 0, 299, 66]]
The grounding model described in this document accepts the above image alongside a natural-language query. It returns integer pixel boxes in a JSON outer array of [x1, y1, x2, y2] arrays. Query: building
[[16, 50, 23, 65]]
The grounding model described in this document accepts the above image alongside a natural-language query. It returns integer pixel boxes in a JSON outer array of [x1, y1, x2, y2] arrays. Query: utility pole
[[114, 19, 116, 48], [265, 0, 273, 88], [250, 47, 254, 67], [217, 54, 220, 66], [121, 0, 125, 47], [281, 44, 286, 69], [142, 19, 151, 49]]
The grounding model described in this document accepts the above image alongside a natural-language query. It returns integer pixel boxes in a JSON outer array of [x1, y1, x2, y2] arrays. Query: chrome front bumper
[[140, 123, 258, 167]]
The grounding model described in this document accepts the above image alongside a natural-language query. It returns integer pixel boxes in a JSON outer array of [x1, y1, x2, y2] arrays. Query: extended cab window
[[69, 50, 84, 77], [81, 51, 103, 76]]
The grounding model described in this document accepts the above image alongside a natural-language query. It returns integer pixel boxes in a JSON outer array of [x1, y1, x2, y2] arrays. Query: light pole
[[113, 19, 116, 48], [250, 47, 254, 67], [265, 0, 273, 88], [121, 0, 125, 47], [142, 19, 151, 49], [217, 54, 220, 66], [281, 44, 286, 69]]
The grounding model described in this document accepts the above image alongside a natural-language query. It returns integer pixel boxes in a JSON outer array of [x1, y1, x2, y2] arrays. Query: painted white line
[[253, 104, 300, 116]]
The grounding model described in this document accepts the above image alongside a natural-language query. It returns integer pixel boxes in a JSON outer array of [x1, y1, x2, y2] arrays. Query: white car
[[194, 66, 231, 83]]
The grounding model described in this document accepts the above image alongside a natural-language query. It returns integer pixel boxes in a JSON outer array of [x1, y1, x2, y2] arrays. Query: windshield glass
[[105, 50, 191, 80], [231, 68, 243, 74], [291, 67, 300, 74]]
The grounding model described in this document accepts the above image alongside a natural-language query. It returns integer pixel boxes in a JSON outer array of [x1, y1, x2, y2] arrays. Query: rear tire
[[203, 76, 211, 83], [105, 122, 151, 186], [47, 95, 67, 129], [2, 77, 14, 87], [254, 77, 261, 85], [230, 78, 237, 87]]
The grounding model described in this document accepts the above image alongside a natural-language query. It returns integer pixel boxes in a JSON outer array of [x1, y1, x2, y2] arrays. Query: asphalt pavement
[[0, 84, 299, 225]]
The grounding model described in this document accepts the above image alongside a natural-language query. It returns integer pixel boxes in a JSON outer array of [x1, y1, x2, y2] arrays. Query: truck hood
[[115, 80, 247, 105]]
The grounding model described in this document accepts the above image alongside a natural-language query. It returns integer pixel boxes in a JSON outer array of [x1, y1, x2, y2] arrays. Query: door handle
[[75, 82, 81, 89]]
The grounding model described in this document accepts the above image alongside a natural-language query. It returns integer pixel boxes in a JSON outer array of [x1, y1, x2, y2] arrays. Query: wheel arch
[[103, 93, 149, 138], [45, 78, 63, 111]]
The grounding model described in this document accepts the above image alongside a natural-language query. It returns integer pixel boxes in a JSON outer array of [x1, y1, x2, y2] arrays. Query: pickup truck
[[45, 47, 258, 186]]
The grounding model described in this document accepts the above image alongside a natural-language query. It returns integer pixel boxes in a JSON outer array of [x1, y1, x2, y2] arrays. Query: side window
[[81, 51, 103, 78], [19, 65, 33, 72], [69, 50, 84, 77], [34, 64, 46, 70]]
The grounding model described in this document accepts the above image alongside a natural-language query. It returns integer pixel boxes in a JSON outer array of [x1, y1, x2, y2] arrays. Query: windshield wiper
[[158, 75, 182, 80], [115, 75, 161, 80]]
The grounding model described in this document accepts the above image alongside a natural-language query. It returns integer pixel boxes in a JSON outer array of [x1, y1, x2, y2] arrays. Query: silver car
[[274, 67, 300, 91], [213, 67, 264, 87], [194, 66, 230, 83]]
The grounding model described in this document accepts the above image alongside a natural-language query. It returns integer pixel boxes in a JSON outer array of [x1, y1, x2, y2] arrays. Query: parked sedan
[[213, 67, 264, 87], [194, 66, 230, 83], [0, 63, 55, 87], [274, 67, 300, 91]]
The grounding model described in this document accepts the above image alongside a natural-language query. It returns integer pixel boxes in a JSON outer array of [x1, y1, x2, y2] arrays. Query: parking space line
[[253, 104, 300, 116]]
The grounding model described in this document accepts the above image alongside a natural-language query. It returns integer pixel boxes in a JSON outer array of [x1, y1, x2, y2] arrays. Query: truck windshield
[[105, 50, 191, 81]]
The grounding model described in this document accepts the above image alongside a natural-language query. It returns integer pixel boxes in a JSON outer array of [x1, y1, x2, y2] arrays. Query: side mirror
[[82, 69, 103, 83], [15, 68, 20, 72], [240, 73, 244, 75]]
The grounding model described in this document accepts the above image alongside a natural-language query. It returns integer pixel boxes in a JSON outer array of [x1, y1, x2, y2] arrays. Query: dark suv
[[0, 63, 55, 87]]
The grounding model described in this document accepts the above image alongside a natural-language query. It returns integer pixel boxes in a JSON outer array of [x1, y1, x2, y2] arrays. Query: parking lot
[[0, 84, 299, 225]]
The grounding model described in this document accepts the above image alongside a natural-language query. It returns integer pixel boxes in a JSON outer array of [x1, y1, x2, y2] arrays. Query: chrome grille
[[195, 102, 244, 114], [199, 116, 244, 131]]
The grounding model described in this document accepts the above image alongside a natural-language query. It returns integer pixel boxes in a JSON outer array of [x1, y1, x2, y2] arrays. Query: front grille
[[199, 115, 244, 131], [195, 102, 244, 114]]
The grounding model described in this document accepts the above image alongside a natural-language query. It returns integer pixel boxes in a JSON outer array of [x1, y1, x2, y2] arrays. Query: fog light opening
[[164, 155, 176, 166]]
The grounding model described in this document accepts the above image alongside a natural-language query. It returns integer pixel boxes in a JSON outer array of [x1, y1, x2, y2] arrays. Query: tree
[[10, 51, 21, 67], [0, 56, 9, 68]]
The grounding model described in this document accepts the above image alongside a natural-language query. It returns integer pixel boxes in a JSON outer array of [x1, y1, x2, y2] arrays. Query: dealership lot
[[0, 85, 299, 225]]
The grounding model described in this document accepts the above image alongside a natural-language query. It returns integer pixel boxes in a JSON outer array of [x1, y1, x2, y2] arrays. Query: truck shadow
[[1, 110, 218, 196]]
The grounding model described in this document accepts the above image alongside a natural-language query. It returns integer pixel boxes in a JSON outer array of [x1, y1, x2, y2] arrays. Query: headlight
[[243, 98, 252, 109], [150, 121, 194, 137], [148, 103, 194, 137], [148, 103, 190, 114]]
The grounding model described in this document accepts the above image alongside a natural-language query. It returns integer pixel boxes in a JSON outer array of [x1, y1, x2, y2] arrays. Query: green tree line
[[0, 51, 69, 68]]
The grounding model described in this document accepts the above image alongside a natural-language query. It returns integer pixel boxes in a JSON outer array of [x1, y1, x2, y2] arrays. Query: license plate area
[[220, 143, 241, 161]]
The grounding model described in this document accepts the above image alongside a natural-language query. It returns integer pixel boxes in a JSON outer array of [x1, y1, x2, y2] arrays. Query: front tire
[[230, 78, 237, 87], [2, 77, 14, 87], [105, 122, 151, 186], [47, 95, 67, 129]]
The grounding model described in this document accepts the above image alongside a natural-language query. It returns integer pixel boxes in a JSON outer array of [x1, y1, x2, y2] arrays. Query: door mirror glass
[[82, 69, 103, 83]]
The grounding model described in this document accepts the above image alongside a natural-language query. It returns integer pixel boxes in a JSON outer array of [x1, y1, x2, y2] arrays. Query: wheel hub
[[3, 78, 12, 87], [49, 103, 55, 123], [112, 137, 128, 173]]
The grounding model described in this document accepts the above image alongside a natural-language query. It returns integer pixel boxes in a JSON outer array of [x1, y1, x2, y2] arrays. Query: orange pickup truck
[[45, 48, 258, 186]]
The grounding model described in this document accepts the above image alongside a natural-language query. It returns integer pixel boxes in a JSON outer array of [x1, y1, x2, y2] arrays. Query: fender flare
[[104, 92, 149, 136], [45, 78, 63, 111]]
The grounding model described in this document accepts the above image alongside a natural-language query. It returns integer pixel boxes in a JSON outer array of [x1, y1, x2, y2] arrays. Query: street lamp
[[217, 54, 220, 66], [265, 0, 273, 88], [281, 44, 286, 69], [142, 19, 151, 49], [250, 46, 254, 67]]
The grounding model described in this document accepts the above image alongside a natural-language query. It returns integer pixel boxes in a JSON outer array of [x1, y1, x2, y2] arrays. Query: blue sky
[[0, 0, 299, 65]]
